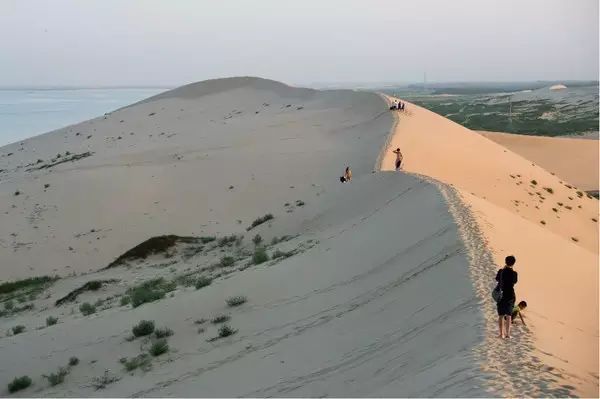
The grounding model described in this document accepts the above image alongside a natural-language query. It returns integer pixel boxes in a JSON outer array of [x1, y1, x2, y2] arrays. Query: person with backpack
[[494, 255, 518, 338]]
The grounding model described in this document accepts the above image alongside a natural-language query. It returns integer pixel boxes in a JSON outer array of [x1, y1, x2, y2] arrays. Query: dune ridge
[[381, 96, 599, 396]]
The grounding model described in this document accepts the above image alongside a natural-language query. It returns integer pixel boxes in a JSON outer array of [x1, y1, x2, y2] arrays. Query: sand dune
[[0, 78, 596, 397], [381, 97, 599, 396], [478, 130, 598, 192]]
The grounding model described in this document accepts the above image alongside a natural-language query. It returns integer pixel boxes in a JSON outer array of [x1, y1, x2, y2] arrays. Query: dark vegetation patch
[[104, 235, 199, 269], [8, 376, 32, 393], [0, 275, 56, 296], [195, 277, 212, 289], [247, 214, 274, 231], [55, 279, 118, 306], [79, 302, 96, 316], [543, 187, 554, 194], [226, 295, 247, 307], [252, 247, 269, 264], [43, 367, 69, 386], [126, 278, 177, 308], [122, 354, 152, 372], [218, 234, 242, 247], [132, 320, 155, 337], [11, 325, 26, 335], [28, 151, 94, 171], [154, 327, 174, 338], [149, 338, 169, 356], [272, 249, 296, 260], [211, 314, 230, 324], [46, 316, 58, 326], [220, 256, 235, 267]]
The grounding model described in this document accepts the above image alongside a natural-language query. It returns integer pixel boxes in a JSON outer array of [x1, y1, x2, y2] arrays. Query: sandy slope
[[478, 131, 599, 192], [0, 78, 496, 397], [381, 97, 599, 396]]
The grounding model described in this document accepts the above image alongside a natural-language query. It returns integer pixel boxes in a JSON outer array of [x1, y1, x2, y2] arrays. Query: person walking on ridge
[[392, 148, 403, 171], [496, 255, 518, 338]]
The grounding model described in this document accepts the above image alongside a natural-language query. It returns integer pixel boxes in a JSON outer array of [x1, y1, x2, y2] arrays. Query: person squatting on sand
[[340, 166, 352, 183], [495, 255, 518, 338], [512, 300, 527, 326], [392, 148, 403, 171]]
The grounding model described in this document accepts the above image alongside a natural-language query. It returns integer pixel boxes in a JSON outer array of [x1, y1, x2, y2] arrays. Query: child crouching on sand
[[511, 301, 527, 326]]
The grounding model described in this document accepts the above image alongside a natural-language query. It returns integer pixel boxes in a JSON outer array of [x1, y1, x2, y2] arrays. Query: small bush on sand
[[4, 300, 14, 311], [592, 218, 598, 223], [571, 237, 579, 242], [91, 370, 120, 390], [295, 200, 305, 206], [123, 354, 152, 372], [200, 236, 216, 244], [14, 190, 20, 196], [552, 208, 558, 213], [8, 376, 32, 393], [543, 187, 554, 194], [211, 314, 230, 324], [252, 247, 269, 264], [220, 256, 235, 267], [540, 220, 546, 225], [43, 367, 69, 386], [247, 214, 274, 231], [87, 280, 102, 290], [154, 327, 174, 338], [195, 277, 212, 290], [79, 302, 96, 316], [0, 275, 55, 295], [46, 316, 58, 326], [149, 338, 169, 356], [69, 356, 79, 366], [120, 296, 131, 306], [530, 180, 537, 186], [218, 324, 237, 338], [128, 278, 176, 308], [218, 235, 238, 247], [132, 320, 155, 337], [226, 296, 247, 307], [11, 325, 26, 335], [252, 234, 262, 246], [576, 191, 584, 197]]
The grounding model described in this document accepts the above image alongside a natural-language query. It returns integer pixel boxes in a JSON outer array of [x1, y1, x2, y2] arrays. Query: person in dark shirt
[[496, 255, 518, 338]]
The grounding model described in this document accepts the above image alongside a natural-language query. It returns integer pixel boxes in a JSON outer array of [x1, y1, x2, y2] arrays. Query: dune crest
[[381, 96, 599, 396]]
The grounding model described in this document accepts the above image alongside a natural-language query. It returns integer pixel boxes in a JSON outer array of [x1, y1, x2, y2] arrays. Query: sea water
[[0, 88, 166, 147]]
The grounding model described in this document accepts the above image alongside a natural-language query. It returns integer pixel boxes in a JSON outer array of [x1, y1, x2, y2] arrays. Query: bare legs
[[498, 315, 513, 338]]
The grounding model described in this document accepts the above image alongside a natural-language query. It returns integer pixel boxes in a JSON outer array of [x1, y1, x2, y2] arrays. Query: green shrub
[[120, 296, 131, 306], [79, 302, 96, 316], [123, 354, 152, 372], [220, 256, 235, 267], [200, 236, 216, 244], [46, 316, 58, 326], [11, 325, 26, 335], [87, 280, 102, 290], [218, 235, 238, 247], [218, 324, 237, 338], [128, 278, 176, 308], [43, 367, 69, 386], [226, 296, 247, 307], [211, 314, 230, 324], [252, 234, 262, 246], [154, 327, 174, 338], [132, 320, 155, 337], [149, 338, 169, 356], [8, 376, 32, 393], [69, 356, 79, 366], [247, 214, 274, 231], [0, 275, 55, 295], [530, 180, 537, 185], [295, 200, 305, 207], [195, 277, 212, 289], [252, 247, 269, 264]]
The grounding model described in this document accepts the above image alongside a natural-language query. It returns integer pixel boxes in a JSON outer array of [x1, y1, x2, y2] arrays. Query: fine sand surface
[[381, 97, 599, 397], [478, 130, 599, 192], [0, 77, 596, 397], [1, 77, 495, 397]]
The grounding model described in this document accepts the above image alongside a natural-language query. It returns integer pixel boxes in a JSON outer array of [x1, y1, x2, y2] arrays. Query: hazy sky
[[1, 0, 598, 86]]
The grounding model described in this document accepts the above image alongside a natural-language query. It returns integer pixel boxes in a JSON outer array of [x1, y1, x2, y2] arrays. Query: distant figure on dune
[[399, 102, 405, 111], [392, 148, 403, 170], [340, 166, 352, 183], [494, 255, 518, 339], [389, 100, 398, 111]]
